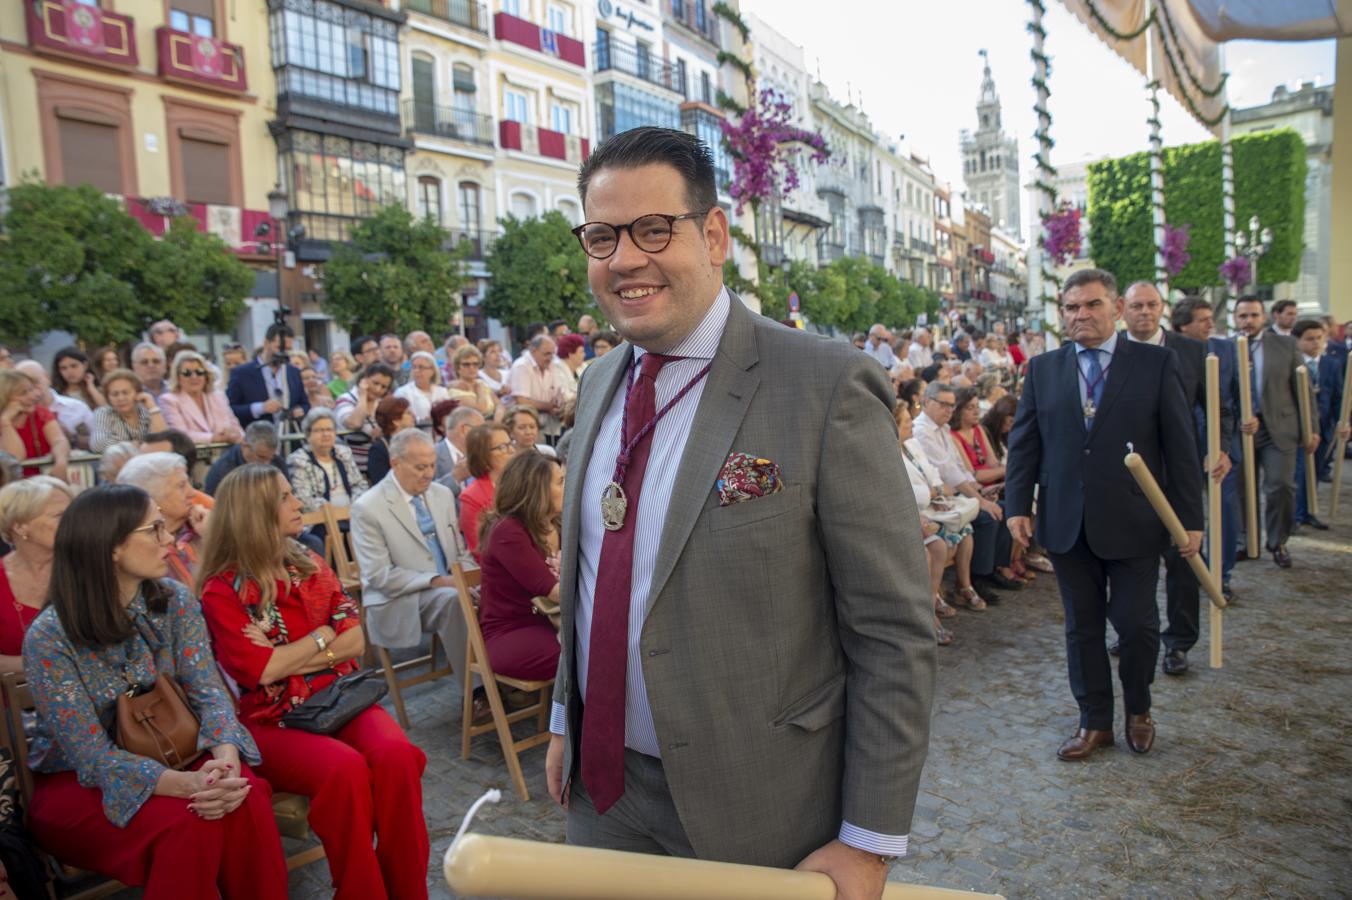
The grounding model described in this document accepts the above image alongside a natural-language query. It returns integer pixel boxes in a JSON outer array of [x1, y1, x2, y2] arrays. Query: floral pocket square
[[716, 452, 785, 507]]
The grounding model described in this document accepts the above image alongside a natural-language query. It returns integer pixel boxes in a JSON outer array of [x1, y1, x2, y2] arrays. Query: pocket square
[[717, 452, 785, 507]]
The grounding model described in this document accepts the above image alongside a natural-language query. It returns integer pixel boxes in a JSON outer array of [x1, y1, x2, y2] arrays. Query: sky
[[739, 0, 1336, 240]]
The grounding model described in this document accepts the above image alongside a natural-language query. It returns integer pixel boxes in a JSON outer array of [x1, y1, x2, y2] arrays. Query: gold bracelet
[[325, 648, 337, 668]]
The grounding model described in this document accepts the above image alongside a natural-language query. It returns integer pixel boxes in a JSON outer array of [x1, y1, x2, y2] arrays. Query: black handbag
[[278, 669, 387, 734]]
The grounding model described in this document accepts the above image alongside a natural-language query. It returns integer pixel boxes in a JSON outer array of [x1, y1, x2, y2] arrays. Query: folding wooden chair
[[451, 563, 552, 801], [300, 507, 335, 568], [323, 504, 376, 669]]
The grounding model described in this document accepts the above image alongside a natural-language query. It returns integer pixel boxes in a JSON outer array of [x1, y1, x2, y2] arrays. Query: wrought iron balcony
[[594, 42, 680, 94], [403, 0, 487, 32], [404, 100, 494, 145]]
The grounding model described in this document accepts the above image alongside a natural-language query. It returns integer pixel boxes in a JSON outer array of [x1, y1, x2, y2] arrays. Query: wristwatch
[[312, 631, 328, 652]]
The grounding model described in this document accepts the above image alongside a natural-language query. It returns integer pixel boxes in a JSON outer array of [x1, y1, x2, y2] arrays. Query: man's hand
[[794, 839, 888, 900], [1240, 417, 1259, 435], [1305, 432, 1320, 453], [1339, 423, 1351, 443], [1178, 530, 1203, 559], [1210, 451, 1232, 483], [262, 398, 283, 414], [1007, 515, 1033, 549], [546, 733, 569, 809]]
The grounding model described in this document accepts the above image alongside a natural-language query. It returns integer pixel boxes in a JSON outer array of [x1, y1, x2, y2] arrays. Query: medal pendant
[[600, 482, 628, 531], [1083, 399, 1097, 419]]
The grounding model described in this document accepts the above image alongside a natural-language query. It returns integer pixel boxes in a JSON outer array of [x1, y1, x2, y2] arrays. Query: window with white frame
[[417, 175, 443, 225], [550, 101, 574, 135], [502, 0, 523, 17], [547, 4, 570, 36], [510, 192, 537, 220], [556, 198, 580, 225], [504, 89, 530, 123]]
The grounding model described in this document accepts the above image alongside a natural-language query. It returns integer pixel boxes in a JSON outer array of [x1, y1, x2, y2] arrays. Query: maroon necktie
[[581, 352, 673, 815]]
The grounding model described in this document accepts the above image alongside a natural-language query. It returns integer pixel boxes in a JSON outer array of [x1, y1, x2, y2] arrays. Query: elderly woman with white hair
[[159, 349, 244, 445], [98, 441, 140, 484], [117, 451, 208, 586], [0, 475, 75, 674], [394, 350, 450, 426], [288, 408, 369, 513]]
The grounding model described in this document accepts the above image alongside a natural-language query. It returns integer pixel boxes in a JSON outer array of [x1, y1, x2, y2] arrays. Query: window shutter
[[181, 137, 232, 204], [173, 0, 216, 18], [57, 117, 122, 194]]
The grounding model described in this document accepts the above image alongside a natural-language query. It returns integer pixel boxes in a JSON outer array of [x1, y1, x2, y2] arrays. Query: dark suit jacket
[[225, 360, 308, 427], [1005, 337, 1204, 559], [1159, 330, 1235, 464], [1207, 337, 1242, 458], [1325, 338, 1348, 372], [1312, 354, 1343, 430], [553, 293, 936, 867]]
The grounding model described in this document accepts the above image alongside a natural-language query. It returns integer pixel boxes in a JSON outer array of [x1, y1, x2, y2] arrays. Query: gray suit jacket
[[350, 474, 470, 648], [552, 293, 936, 867], [1256, 329, 1303, 451]]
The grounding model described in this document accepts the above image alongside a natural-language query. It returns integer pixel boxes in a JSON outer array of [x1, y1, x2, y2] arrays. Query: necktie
[[411, 493, 448, 576], [581, 351, 673, 815], [1080, 347, 1104, 426], [1249, 340, 1262, 417]]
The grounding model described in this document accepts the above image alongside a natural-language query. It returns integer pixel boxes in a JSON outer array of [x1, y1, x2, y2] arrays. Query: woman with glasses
[[0, 476, 75, 676], [458, 423, 514, 558], [394, 351, 451, 426], [445, 345, 498, 418], [22, 484, 287, 900], [51, 347, 107, 410], [159, 350, 244, 446], [288, 408, 369, 514], [117, 452, 209, 587]]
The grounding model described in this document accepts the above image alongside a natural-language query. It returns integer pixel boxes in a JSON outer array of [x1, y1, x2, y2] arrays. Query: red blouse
[[458, 476, 496, 558], [478, 517, 558, 643], [952, 425, 996, 475], [201, 553, 360, 726], [15, 406, 55, 476], [0, 563, 41, 656]]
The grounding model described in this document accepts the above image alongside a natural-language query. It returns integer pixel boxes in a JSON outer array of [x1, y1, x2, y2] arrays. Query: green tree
[[140, 216, 254, 337], [323, 204, 467, 336], [483, 212, 594, 330], [0, 180, 155, 346]]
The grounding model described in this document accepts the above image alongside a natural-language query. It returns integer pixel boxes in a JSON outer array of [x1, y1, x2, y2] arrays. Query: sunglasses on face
[[179, 369, 206, 378]]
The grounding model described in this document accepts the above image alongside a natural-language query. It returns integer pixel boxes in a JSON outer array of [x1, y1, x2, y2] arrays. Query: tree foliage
[[750, 254, 940, 333], [1087, 130, 1306, 290], [323, 204, 467, 337], [0, 180, 255, 347], [483, 212, 595, 330]]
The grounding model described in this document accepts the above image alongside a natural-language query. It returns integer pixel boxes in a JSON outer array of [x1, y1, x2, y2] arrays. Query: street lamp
[[1234, 214, 1272, 288], [267, 186, 289, 327]]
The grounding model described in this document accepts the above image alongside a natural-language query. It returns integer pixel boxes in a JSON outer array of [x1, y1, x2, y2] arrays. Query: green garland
[[1083, 0, 1154, 40], [715, 89, 746, 116], [711, 1, 750, 44], [1156, 0, 1227, 99], [716, 51, 754, 84]]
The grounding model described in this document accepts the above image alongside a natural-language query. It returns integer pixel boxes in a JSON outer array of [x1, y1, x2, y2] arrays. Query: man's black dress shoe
[[1236, 548, 1250, 561], [1163, 649, 1188, 675], [1304, 516, 1329, 531], [1273, 546, 1292, 568]]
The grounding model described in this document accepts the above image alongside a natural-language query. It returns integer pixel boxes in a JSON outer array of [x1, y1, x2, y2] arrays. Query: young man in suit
[[1233, 297, 1315, 567], [1005, 268, 1203, 761], [225, 323, 309, 428], [1292, 319, 1349, 526], [545, 127, 935, 899], [1122, 283, 1233, 675]]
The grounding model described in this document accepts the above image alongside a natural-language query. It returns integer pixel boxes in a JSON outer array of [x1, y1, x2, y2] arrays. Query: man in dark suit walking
[[1122, 283, 1233, 676], [1292, 318, 1348, 525], [226, 323, 309, 429], [1006, 269, 1203, 761]]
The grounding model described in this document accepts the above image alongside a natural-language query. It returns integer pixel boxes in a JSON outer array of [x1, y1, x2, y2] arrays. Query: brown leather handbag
[[115, 673, 204, 770]]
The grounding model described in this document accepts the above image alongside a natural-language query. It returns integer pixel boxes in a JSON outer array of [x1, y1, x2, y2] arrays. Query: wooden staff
[[1235, 335, 1259, 557], [1124, 451, 1226, 609], [1296, 365, 1318, 517], [1206, 355, 1223, 668], [1333, 356, 1352, 515], [444, 834, 1005, 900]]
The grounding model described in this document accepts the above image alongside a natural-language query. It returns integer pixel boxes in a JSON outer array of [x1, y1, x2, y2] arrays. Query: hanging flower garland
[[720, 90, 829, 216], [1219, 255, 1251, 293], [1041, 204, 1081, 267], [1162, 223, 1190, 276]]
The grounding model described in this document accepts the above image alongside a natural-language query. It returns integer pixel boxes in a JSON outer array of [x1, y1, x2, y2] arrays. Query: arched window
[[453, 63, 476, 113], [556, 197, 580, 225], [457, 181, 481, 235], [510, 191, 537, 220]]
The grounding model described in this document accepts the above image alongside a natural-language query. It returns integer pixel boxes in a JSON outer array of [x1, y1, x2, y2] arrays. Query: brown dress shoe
[[1126, 712, 1156, 754], [1057, 728, 1114, 761]]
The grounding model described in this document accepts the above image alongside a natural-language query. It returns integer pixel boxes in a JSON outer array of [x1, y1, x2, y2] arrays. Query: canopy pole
[[1145, 0, 1169, 299]]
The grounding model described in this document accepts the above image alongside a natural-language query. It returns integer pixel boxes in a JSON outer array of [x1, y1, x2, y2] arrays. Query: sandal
[[954, 586, 988, 611], [1024, 553, 1055, 574], [934, 593, 957, 619], [934, 616, 954, 646]]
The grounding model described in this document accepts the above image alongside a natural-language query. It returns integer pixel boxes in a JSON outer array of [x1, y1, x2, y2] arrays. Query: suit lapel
[[384, 478, 425, 546], [1052, 345, 1086, 435], [644, 296, 760, 617], [1089, 338, 1133, 441]]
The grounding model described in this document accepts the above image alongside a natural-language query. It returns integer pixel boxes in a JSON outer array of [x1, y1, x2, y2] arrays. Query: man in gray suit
[[1233, 296, 1316, 568], [351, 429, 473, 687], [544, 127, 935, 899]]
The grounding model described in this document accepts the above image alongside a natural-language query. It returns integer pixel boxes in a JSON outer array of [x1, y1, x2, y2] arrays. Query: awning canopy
[[1185, 0, 1351, 43]]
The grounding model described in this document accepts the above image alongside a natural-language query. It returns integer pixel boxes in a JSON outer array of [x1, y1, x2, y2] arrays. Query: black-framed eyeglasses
[[571, 210, 709, 260]]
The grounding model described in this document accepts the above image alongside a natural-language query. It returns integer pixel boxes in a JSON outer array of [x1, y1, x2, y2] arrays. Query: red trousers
[[248, 704, 430, 900], [30, 760, 288, 900]]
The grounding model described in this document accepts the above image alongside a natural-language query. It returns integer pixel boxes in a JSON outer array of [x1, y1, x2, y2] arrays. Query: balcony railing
[[499, 121, 589, 163], [818, 241, 845, 265], [447, 228, 497, 261], [403, 0, 487, 32], [26, 0, 138, 69], [494, 12, 585, 68], [156, 27, 247, 93], [404, 100, 494, 145], [594, 41, 680, 93]]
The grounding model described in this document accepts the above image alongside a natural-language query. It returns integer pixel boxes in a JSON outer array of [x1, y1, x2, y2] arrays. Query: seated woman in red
[[0, 476, 74, 675], [458, 422, 514, 558], [198, 464, 430, 900], [476, 450, 562, 681]]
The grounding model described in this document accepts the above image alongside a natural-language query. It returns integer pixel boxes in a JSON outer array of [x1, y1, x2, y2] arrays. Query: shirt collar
[[1125, 327, 1166, 346], [631, 285, 730, 365], [1073, 330, 1119, 357], [389, 474, 419, 505]]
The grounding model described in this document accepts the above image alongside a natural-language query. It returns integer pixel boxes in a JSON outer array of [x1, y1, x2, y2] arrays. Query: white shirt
[[1125, 327, 1166, 346], [508, 354, 565, 407], [395, 381, 451, 425], [912, 411, 970, 490], [979, 348, 1014, 369], [865, 339, 897, 369], [46, 392, 93, 443], [908, 344, 934, 370], [1073, 331, 1120, 425]]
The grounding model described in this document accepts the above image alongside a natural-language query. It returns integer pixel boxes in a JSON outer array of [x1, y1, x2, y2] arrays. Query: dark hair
[[466, 422, 511, 479], [897, 378, 924, 411], [1272, 299, 1297, 315], [523, 323, 546, 341], [1235, 294, 1265, 311], [1292, 318, 1327, 339], [351, 335, 375, 356], [265, 323, 294, 345], [1172, 295, 1212, 330], [591, 330, 620, 349], [51, 346, 89, 389], [577, 126, 717, 215], [429, 398, 460, 438], [919, 362, 944, 383], [548, 319, 568, 332], [980, 395, 1019, 458], [49, 485, 173, 648], [143, 429, 198, 468], [1062, 267, 1118, 297], [374, 396, 411, 436], [359, 362, 396, 384], [479, 450, 562, 554], [950, 387, 981, 430]]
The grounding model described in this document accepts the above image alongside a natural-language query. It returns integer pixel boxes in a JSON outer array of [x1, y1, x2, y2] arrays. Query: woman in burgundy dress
[[476, 450, 563, 681], [0, 476, 74, 674]]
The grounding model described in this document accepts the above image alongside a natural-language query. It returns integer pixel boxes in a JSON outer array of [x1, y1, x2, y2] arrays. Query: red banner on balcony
[[157, 27, 247, 93], [499, 120, 523, 151], [26, 0, 138, 69], [537, 127, 566, 160], [64, 0, 104, 51]]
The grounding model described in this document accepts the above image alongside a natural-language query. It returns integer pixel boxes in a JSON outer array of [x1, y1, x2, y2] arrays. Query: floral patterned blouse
[[21, 580, 258, 828]]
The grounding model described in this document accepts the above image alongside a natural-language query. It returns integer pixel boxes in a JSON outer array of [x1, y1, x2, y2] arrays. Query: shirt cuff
[[549, 701, 566, 736], [249, 401, 266, 418], [838, 821, 909, 858]]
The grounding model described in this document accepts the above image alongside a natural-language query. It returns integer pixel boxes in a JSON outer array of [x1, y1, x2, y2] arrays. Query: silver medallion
[[600, 482, 628, 531]]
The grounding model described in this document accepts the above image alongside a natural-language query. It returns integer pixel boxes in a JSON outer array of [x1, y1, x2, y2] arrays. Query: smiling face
[[582, 163, 728, 353]]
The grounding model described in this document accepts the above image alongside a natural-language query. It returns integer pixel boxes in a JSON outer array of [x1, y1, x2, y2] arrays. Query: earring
[[14, 530, 28, 543]]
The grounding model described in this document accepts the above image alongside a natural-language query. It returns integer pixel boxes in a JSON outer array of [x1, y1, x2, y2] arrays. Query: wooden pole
[[1235, 335, 1260, 557], [443, 834, 1005, 900], [1206, 354, 1223, 668], [1297, 365, 1318, 517], [1124, 452, 1226, 609], [1332, 355, 1352, 515]]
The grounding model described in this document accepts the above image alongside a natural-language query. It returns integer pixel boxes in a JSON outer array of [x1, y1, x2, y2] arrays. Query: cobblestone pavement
[[114, 480, 1352, 899]]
